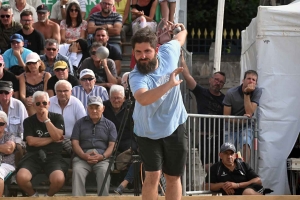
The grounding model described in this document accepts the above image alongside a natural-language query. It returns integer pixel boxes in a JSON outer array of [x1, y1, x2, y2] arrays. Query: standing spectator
[[0, 55, 20, 99], [0, 5, 22, 54], [50, 0, 79, 24], [72, 69, 109, 109], [40, 39, 73, 76], [3, 34, 32, 70], [11, 0, 37, 23], [9, 0, 43, 9], [16, 91, 68, 197], [33, 4, 61, 44], [88, 0, 123, 54], [47, 61, 79, 97], [159, 0, 176, 22], [60, 2, 87, 44], [17, 10, 45, 54], [71, 96, 117, 196], [93, 27, 122, 75], [0, 111, 16, 197], [49, 80, 86, 154], [19, 52, 51, 116], [80, 42, 118, 88], [77, 0, 86, 19], [223, 70, 262, 163]]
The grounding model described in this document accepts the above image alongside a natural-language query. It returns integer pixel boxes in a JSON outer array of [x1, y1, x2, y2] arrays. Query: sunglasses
[[81, 77, 94, 82], [0, 15, 10, 18], [0, 63, 2, 67], [0, 90, 9, 95], [55, 68, 67, 72], [46, 48, 57, 51], [91, 51, 96, 55], [0, 122, 6, 126], [27, 61, 38, 65], [70, 9, 79, 12], [35, 101, 48, 106], [21, 19, 32, 23]]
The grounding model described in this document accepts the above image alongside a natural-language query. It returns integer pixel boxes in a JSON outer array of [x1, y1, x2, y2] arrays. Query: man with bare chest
[[33, 4, 61, 44]]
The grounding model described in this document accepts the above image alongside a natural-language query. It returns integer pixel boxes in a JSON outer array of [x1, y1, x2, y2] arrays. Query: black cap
[[220, 143, 236, 153], [0, 81, 13, 92], [36, 4, 49, 13]]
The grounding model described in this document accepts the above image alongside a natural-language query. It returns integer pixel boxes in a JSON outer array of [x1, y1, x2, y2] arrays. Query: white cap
[[80, 69, 95, 79], [26, 52, 40, 64]]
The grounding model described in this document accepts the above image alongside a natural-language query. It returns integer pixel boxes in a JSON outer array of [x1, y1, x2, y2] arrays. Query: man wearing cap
[[16, 10, 45, 54], [72, 69, 109, 109], [33, 4, 61, 44], [209, 143, 263, 195], [50, 0, 79, 24], [71, 95, 117, 196], [10, 0, 37, 23], [47, 61, 79, 97], [49, 80, 85, 154], [16, 91, 68, 197], [0, 5, 22, 54]]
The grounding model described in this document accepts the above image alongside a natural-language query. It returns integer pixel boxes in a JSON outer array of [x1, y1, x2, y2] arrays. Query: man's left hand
[[223, 181, 238, 190], [169, 67, 184, 87], [40, 108, 49, 122], [244, 83, 256, 93]]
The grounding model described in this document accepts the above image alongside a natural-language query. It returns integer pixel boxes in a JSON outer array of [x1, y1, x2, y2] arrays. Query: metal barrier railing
[[183, 114, 258, 196]]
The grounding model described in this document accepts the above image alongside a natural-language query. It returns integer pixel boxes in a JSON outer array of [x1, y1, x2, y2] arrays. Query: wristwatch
[[43, 119, 51, 123], [243, 92, 250, 95], [102, 154, 106, 160], [60, 5, 66, 9]]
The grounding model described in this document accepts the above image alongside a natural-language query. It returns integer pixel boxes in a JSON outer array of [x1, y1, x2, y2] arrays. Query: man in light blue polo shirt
[[129, 25, 188, 200]]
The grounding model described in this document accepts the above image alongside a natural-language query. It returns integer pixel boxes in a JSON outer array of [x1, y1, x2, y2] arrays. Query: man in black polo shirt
[[47, 61, 79, 97], [209, 143, 263, 195]]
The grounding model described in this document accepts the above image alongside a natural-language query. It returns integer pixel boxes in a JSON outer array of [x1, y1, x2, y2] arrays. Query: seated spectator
[[60, 2, 87, 44], [103, 85, 138, 195], [0, 5, 22, 54], [40, 39, 73, 76], [16, 91, 69, 197], [88, 0, 123, 54], [117, 0, 131, 43], [9, 0, 42, 9], [72, 69, 109, 109], [80, 42, 118, 88], [47, 61, 79, 97], [19, 52, 51, 116], [49, 80, 86, 154], [93, 27, 122, 76], [71, 96, 117, 196], [209, 143, 263, 195], [50, 0, 79, 24], [3, 34, 32, 70], [0, 111, 16, 197], [17, 10, 45, 54], [0, 55, 20, 99], [0, 81, 28, 167], [159, 0, 176, 22], [87, 1, 116, 19], [58, 39, 89, 75], [33, 5, 61, 44], [11, 0, 37, 23]]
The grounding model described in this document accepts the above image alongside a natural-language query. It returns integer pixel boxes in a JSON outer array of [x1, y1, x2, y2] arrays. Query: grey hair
[[110, 85, 125, 97], [0, 111, 8, 123], [0, 5, 12, 12], [32, 91, 49, 102], [54, 80, 72, 92], [45, 38, 59, 48], [89, 42, 103, 53]]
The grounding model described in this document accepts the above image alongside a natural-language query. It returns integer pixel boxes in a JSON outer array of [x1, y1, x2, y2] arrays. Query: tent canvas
[[241, 0, 300, 195]]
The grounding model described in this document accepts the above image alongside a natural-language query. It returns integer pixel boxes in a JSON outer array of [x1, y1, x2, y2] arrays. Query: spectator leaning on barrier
[[49, 80, 86, 155], [11, 0, 37, 23], [16, 91, 68, 197], [0, 5, 22, 54], [71, 95, 117, 196], [223, 70, 262, 163], [209, 143, 263, 195]]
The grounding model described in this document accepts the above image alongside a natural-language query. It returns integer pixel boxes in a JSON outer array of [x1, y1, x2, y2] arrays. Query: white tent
[[241, 0, 300, 195]]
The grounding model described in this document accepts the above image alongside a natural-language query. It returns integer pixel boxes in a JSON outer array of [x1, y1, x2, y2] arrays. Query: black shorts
[[18, 153, 69, 177], [233, 183, 264, 195], [135, 124, 188, 176]]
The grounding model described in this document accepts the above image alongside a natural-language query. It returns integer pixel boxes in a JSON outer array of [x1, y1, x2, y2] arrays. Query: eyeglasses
[[35, 101, 48, 106], [101, 2, 113, 6], [56, 90, 69, 93], [81, 77, 94, 82], [0, 15, 10, 19], [21, 19, 32, 23], [70, 9, 79, 12], [55, 68, 67, 72], [213, 77, 225, 85], [111, 97, 123, 101], [0, 122, 6, 126], [27, 61, 38, 65], [0, 91, 9, 95], [46, 48, 57, 51], [0, 63, 3, 67], [91, 51, 96, 55]]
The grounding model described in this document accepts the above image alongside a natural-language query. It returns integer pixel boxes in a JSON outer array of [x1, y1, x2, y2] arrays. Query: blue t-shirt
[[3, 48, 32, 69], [129, 40, 187, 139]]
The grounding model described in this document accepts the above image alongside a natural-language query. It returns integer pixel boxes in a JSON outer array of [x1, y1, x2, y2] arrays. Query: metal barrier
[[183, 114, 259, 196]]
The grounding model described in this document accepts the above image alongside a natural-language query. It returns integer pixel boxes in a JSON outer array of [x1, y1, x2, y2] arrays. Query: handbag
[[116, 148, 132, 171]]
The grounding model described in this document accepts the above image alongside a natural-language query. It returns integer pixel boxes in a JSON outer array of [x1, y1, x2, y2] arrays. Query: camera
[[38, 149, 47, 162]]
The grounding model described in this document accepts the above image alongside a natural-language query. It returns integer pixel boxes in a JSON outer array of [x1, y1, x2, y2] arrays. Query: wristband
[[60, 5, 66, 9], [243, 92, 250, 95], [43, 119, 51, 123]]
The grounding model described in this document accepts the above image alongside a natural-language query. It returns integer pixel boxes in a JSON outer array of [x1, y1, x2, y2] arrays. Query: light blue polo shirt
[[129, 40, 187, 140], [3, 47, 32, 69]]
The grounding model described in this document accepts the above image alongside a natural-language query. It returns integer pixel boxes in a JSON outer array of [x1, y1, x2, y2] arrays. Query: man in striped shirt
[[72, 69, 109, 109]]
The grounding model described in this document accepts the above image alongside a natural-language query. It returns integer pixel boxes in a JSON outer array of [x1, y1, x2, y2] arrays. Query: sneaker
[[114, 185, 124, 195], [30, 191, 39, 197]]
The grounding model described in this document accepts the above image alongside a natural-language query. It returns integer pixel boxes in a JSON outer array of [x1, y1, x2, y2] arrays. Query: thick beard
[[23, 25, 30, 30], [136, 57, 157, 75]]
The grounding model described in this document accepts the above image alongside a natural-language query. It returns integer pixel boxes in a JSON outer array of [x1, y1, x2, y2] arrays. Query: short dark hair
[[66, 2, 82, 28], [20, 10, 33, 19], [131, 27, 157, 50], [213, 71, 226, 82], [243, 70, 258, 80], [94, 27, 108, 36]]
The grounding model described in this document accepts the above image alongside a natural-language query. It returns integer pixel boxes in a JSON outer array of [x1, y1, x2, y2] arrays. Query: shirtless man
[[33, 4, 61, 44]]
